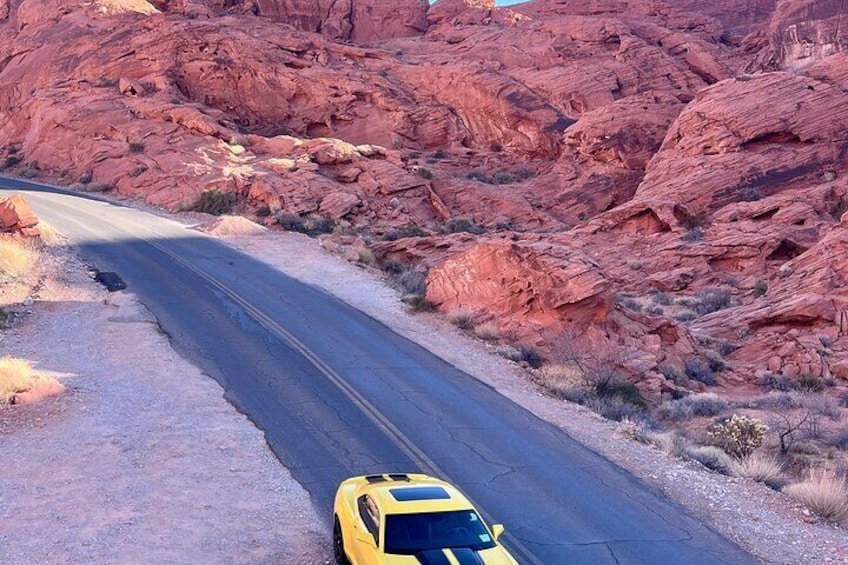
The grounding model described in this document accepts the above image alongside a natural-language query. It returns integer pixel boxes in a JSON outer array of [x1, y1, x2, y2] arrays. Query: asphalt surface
[[0, 179, 759, 565]]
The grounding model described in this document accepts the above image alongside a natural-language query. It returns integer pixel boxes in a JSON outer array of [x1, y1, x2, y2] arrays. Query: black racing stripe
[[450, 548, 485, 565], [415, 549, 452, 565]]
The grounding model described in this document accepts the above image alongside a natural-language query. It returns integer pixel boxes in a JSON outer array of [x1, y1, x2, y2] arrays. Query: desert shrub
[[129, 165, 148, 178], [381, 259, 405, 276], [473, 321, 500, 341], [94, 77, 117, 87], [446, 217, 484, 235], [658, 363, 687, 385], [588, 397, 650, 422], [80, 182, 113, 193], [708, 414, 768, 459], [399, 223, 428, 238], [659, 393, 728, 421], [753, 279, 768, 297], [79, 171, 93, 184], [730, 453, 785, 488], [648, 430, 689, 458], [1, 154, 22, 170], [515, 168, 538, 181], [303, 216, 336, 236], [784, 470, 848, 522], [255, 205, 272, 218], [841, 390, 848, 408], [535, 364, 582, 395], [740, 186, 763, 202], [18, 166, 39, 178], [0, 238, 35, 284], [694, 288, 732, 315], [825, 429, 848, 450], [651, 291, 672, 305], [394, 269, 427, 296], [758, 372, 793, 392], [682, 227, 704, 242], [492, 172, 515, 185], [616, 295, 642, 312], [495, 345, 522, 362], [447, 308, 475, 330], [705, 350, 727, 373], [685, 444, 734, 474], [432, 149, 447, 159], [128, 141, 146, 154], [674, 312, 697, 322], [716, 341, 738, 356], [467, 171, 492, 184], [418, 167, 433, 180], [646, 305, 664, 315], [405, 295, 436, 312], [684, 358, 716, 385], [193, 190, 234, 215], [795, 373, 824, 393], [357, 248, 375, 265], [515, 344, 544, 368], [0, 357, 45, 404], [277, 212, 306, 233]]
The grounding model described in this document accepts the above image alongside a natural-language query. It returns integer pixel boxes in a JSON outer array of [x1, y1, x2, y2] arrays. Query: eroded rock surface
[[0, 0, 847, 398]]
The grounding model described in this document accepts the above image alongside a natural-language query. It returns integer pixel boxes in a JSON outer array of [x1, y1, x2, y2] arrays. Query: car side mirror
[[356, 530, 377, 548], [491, 524, 505, 541]]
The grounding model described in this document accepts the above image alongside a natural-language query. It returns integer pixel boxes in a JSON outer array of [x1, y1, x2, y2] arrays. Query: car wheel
[[334, 515, 351, 565]]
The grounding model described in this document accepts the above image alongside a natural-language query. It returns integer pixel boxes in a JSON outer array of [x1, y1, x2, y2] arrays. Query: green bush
[[192, 190, 235, 216], [128, 142, 146, 154]]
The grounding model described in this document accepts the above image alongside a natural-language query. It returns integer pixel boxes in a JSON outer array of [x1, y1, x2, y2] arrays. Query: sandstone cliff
[[0, 0, 846, 400]]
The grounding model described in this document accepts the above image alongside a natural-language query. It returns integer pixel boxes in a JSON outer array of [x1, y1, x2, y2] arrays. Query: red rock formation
[[760, 0, 848, 70], [0, 193, 39, 237], [0, 0, 846, 398]]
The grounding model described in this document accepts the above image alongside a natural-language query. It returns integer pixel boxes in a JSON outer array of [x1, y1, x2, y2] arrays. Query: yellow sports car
[[333, 473, 517, 565]]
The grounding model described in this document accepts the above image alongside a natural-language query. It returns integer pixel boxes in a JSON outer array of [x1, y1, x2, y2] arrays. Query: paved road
[[0, 179, 758, 564]]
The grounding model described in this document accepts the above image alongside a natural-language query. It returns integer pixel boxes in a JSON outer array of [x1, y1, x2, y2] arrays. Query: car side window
[[357, 495, 380, 544]]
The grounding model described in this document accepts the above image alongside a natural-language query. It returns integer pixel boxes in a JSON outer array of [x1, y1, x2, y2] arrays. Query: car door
[[352, 494, 382, 564]]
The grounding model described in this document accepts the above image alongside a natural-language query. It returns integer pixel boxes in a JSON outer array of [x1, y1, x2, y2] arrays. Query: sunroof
[[389, 486, 451, 502]]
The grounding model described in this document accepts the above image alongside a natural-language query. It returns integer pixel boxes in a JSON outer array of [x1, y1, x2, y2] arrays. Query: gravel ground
[[0, 243, 330, 564], [2, 203, 847, 564]]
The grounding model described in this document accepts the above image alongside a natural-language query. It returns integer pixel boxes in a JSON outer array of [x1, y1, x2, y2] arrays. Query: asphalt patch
[[94, 271, 127, 292]]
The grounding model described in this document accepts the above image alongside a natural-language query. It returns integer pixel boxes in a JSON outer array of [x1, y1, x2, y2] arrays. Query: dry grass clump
[[685, 444, 734, 474], [0, 357, 44, 404], [534, 364, 582, 398], [0, 237, 36, 284], [730, 453, 785, 488], [447, 308, 475, 330], [785, 470, 848, 522], [473, 321, 500, 341]]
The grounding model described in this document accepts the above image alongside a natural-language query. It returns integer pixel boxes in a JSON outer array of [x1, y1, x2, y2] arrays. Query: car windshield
[[384, 510, 497, 554]]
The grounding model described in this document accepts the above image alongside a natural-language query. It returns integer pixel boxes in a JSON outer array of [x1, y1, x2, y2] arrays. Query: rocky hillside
[[0, 0, 846, 401]]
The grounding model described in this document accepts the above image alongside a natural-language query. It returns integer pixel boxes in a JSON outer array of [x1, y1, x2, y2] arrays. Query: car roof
[[356, 474, 476, 515]]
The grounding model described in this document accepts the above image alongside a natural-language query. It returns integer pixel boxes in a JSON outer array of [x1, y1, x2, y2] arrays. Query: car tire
[[334, 515, 351, 565]]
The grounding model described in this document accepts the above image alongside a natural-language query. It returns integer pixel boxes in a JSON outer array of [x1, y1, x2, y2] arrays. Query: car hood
[[385, 546, 515, 565]]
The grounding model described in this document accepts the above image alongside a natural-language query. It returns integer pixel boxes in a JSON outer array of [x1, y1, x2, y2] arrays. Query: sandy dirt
[[0, 243, 330, 564], [2, 206, 847, 564]]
